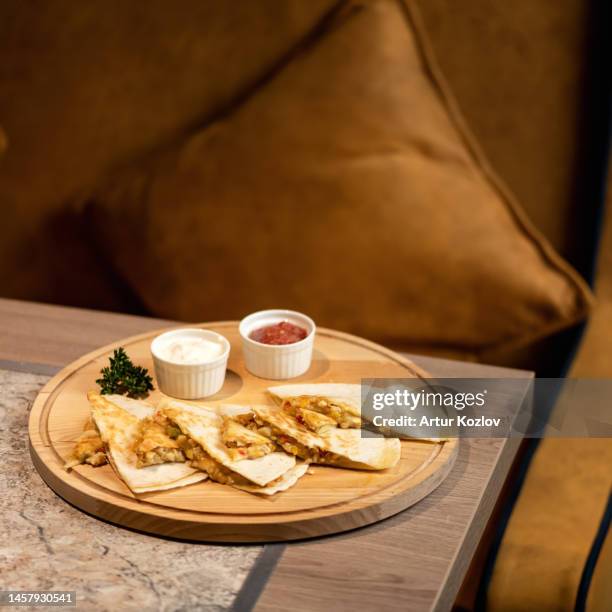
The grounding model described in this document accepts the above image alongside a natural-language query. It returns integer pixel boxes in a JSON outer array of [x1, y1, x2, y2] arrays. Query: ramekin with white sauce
[[151, 328, 230, 399]]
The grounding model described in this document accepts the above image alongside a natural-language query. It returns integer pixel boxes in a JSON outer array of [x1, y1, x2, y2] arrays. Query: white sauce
[[160, 337, 224, 364]]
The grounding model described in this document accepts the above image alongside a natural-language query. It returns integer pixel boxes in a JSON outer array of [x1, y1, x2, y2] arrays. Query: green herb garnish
[[96, 347, 154, 398]]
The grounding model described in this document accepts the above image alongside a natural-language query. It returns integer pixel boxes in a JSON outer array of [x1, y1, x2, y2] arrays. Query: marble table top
[[0, 368, 263, 611]]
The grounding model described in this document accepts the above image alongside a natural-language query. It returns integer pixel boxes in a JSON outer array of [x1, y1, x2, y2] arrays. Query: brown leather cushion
[[0, 0, 337, 307], [415, 0, 591, 260], [85, 0, 592, 359]]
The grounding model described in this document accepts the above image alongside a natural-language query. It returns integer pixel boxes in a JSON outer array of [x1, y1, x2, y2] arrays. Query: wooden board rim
[[28, 322, 458, 542]]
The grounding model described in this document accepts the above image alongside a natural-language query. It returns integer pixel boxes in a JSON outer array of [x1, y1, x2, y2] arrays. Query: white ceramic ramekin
[[239, 309, 315, 380], [150, 328, 230, 399]]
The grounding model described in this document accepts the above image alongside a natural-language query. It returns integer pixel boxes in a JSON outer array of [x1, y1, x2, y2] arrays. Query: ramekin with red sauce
[[239, 309, 315, 379]]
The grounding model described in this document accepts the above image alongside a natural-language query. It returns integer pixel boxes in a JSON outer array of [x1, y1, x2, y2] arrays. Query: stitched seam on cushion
[[476, 315, 585, 358], [186, 0, 355, 134], [398, 0, 594, 357]]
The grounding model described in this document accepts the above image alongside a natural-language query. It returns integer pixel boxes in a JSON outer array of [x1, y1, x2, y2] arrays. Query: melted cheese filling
[[237, 412, 341, 465], [133, 414, 186, 468], [176, 435, 250, 486], [265, 425, 339, 464], [282, 398, 360, 429], [66, 425, 107, 469], [221, 417, 276, 461]]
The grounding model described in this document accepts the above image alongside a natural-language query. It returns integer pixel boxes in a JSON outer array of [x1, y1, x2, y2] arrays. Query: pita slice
[[85, 392, 207, 494], [253, 405, 400, 470], [268, 383, 362, 429], [233, 463, 309, 496], [211, 404, 310, 494], [158, 399, 296, 487], [269, 383, 448, 442]]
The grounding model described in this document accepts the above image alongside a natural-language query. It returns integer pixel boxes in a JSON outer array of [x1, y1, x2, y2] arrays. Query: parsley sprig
[[96, 347, 154, 398]]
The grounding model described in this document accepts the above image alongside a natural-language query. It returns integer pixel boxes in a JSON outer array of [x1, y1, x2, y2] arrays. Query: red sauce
[[249, 321, 308, 345]]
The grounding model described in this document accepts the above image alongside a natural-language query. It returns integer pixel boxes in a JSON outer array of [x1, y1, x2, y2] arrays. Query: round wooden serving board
[[29, 322, 458, 542]]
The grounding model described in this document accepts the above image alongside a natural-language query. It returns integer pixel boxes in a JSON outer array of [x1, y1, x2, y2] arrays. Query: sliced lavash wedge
[[209, 404, 310, 495], [86, 392, 206, 494], [233, 463, 309, 496], [158, 399, 296, 487], [269, 383, 448, 442], [269, 383, 361, 420], [253, 405, 401, 470]]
